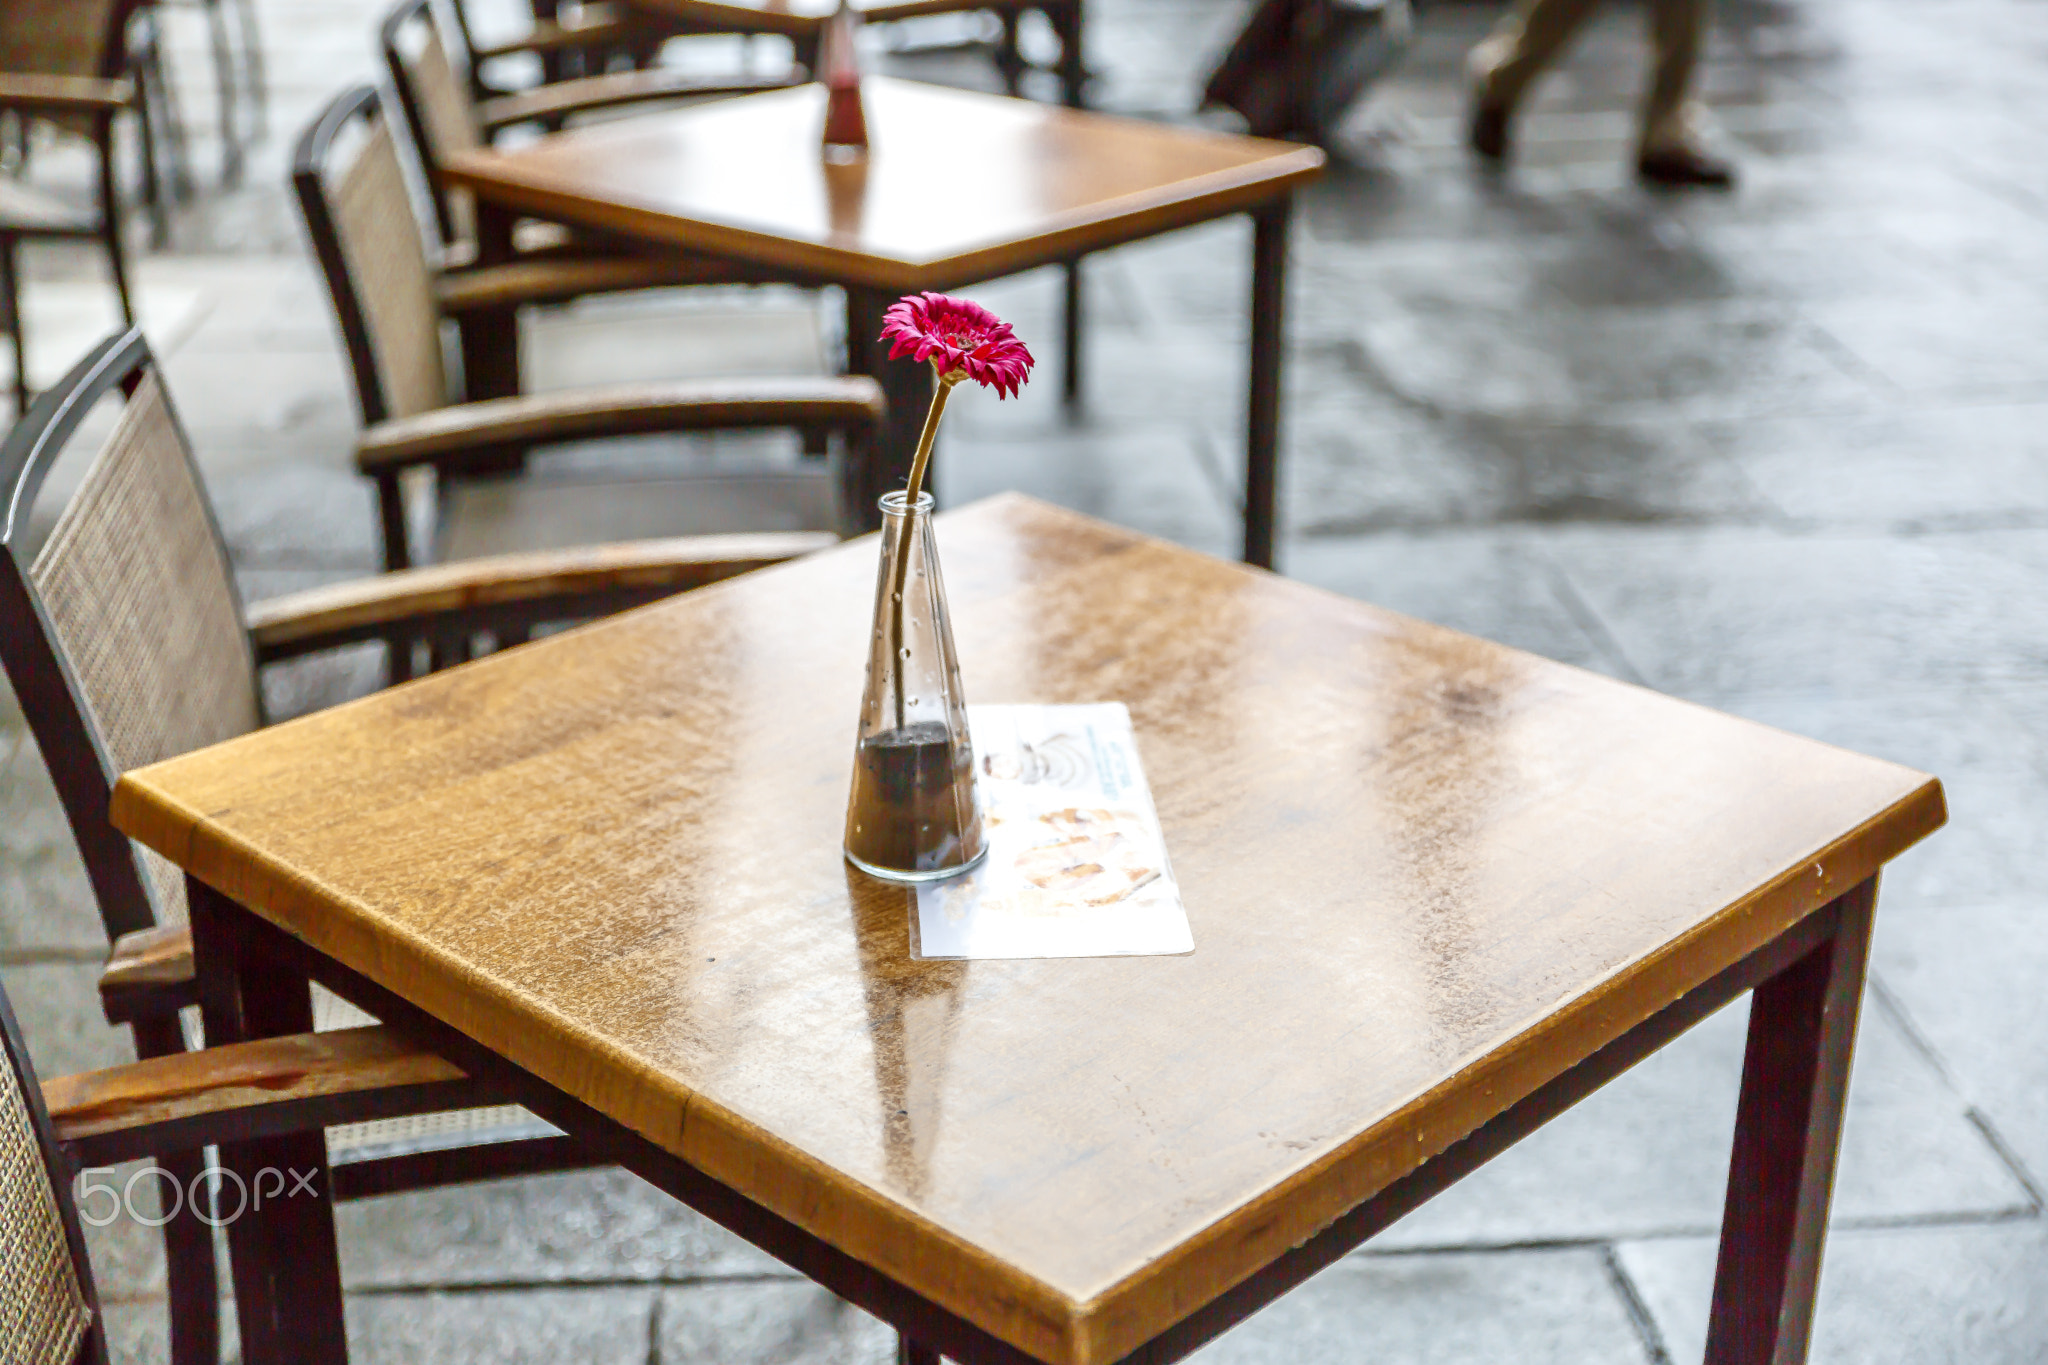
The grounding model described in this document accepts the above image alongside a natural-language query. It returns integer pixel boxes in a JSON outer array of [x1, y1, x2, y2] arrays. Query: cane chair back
[[382, 0, 484, 248], [0, 327, 559, 1129], [0, 953, 106, 1365], [0, 335, 257, 942], [294, 86, 450, 427]]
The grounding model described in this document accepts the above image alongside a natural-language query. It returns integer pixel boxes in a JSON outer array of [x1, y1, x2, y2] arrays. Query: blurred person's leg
[[1637, 0, 1736, 186], [1466, 0, 1605, 159]]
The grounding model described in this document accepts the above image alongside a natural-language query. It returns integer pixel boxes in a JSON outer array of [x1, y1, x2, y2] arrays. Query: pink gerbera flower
[[879, 292, 1035, 399]]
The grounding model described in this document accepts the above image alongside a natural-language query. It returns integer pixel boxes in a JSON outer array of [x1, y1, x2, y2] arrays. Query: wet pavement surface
[[2, 0, 2044, 1359]]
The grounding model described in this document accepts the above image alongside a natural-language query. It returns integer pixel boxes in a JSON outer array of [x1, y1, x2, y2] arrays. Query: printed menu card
[[914, 703, 1193, 960]]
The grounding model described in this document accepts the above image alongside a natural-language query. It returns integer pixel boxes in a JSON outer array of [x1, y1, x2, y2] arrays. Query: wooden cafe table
[[112, 496, 1944, 1365], [438, 78, 1325, 567]]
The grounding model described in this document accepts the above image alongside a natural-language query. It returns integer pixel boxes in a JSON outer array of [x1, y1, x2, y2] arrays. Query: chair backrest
[[0, 0, 129, 81], [292, 85, 451, 429], [0, 330, 260, 943], [381, 0, 483, 248], [0, 975, 104, 1365]]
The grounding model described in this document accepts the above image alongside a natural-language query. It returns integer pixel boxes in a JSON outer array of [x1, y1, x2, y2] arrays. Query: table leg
[[191, 877, 349, 1365], [996, 10, 1024, 96], [845, 286, 935, 531], [529, 0, 567, 84], [1704, 877, 1876, 1365], [898, 1335, 943, 1364], [1243, 195, 1292, 569], [1052, 0, 1086, 108], [460, 199, 523, 404], [1063, 258, 1084, 405], [129, 1015, 221, 1365], [457, 199, 527, 477]]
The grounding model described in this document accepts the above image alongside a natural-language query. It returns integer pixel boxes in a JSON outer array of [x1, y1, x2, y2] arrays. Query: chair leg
[[133, 75, 170, 251], [996, 11, 1025, 96], [897, 1335, 941, 1365], [1062, 257, 1083, 404], [148, 31, 197, 204], [204, 0, 243, 185], [95, 118, 137, 329], [233, 0, 269, 141], [131, 1015, 223, 1365], [1053, 0, 1086, 108], [0, 235, 27, 413]]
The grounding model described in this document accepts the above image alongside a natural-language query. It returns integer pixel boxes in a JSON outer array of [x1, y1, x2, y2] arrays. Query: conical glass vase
[[844, 491, 986, 883]]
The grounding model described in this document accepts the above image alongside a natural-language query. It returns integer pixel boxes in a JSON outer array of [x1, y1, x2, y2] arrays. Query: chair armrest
[[436, 253, 781, 313], [0, 74, 134, 115], [354, 377, 883, 473], [100, 924, 195, 1025], [43, 1026, 496, 1167], [246, 532, 837, 661], [477, 69, 793, 131]]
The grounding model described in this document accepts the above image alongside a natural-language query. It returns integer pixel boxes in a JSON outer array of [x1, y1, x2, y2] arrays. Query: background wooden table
[[440, 79, 1325, 564], [114, 496, 1945, 1365]]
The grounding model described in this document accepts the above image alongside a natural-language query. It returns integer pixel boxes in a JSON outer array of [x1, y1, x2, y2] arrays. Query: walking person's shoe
[[1636, 143, 1737, 188]]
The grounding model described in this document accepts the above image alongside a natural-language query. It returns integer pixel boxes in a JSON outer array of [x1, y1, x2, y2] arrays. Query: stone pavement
[[2, 0, 2045, 1359]]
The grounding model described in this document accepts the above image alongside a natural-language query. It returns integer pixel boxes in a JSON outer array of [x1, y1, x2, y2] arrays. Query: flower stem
[[887, 373, 958, 732]]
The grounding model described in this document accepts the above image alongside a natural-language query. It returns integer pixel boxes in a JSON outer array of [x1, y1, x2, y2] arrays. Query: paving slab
[[1188, 1248, 1652, 1365], [347, 1287, 657, 1364], [1710, 685, 2048, 912], [336, 1169, 784, 1290], [1805, 289, 2048, 403], [1348, 299, 1884, 425], [1542, 525, 2048, 699], [1, 959, 136, 1076], [1873, 897, 2048, 1192], [207, 465, 382, 571], [0, 720, 109, 953], [1279, 529, 1624, 677], [1370, 989, 2030, 1251], [944, 423, 1237, 558], [1618, 1222, 2048, 1365], [1697, 400, 2048, 530], [657, 1282, 898, 1364]]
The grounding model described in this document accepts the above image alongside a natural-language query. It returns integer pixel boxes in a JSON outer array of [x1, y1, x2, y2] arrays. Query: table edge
[[1064, 771, 1946, 1361], [439, 94, 1326, 291], [109, 766, 1943, 1364]]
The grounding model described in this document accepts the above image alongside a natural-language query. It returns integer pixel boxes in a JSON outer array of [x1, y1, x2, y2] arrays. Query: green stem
[[887, 372, 957, 733]]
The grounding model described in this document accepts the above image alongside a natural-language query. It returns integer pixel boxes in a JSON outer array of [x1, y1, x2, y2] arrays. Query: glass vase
[[844, 491, 986, 882]]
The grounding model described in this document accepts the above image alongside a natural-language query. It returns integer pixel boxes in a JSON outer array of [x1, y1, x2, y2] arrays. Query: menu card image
[[913, 703, 1193, 960]]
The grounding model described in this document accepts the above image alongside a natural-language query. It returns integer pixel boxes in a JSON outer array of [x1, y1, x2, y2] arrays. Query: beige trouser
[[1468, 0, 1705, 154]]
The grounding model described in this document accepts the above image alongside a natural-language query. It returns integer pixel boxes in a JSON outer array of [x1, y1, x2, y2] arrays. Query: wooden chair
[[0, 914, 536, 1363], [0, 0, 171, 408], [448, 0, 680, 100], [296, 83, 873, 575], [382, 0, 787, 259], [0, 326, 862, 1363]]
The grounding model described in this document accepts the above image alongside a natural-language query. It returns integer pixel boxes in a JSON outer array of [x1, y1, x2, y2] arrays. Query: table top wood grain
[[437, 78, 1325, 291], [113, 495, 1944, 1365]]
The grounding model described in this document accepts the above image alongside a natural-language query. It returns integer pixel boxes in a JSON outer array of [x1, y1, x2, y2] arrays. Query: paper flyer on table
[[913, 703, 1193, 960]]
